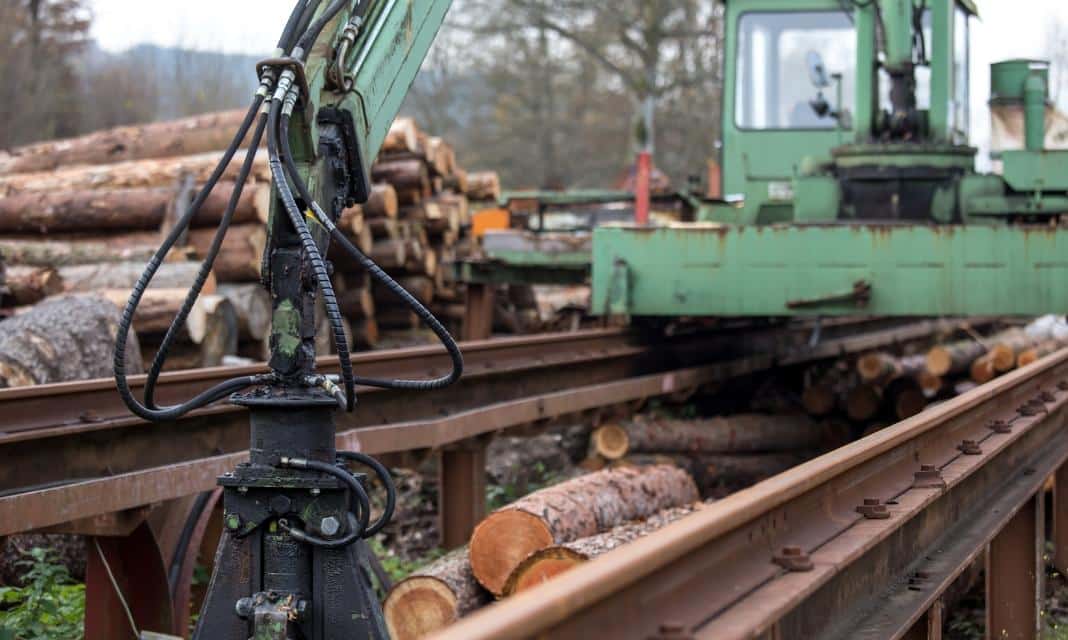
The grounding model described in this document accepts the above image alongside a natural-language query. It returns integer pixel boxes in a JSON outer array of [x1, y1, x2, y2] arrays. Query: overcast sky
[[90, 1, 1068, 163]]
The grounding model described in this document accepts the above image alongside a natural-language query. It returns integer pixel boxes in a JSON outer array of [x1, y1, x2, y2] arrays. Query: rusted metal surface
[[84, 523, 173, 640], [462, 282, 495, 341], [986, 494, 1043, 640], [439, 440, 488, 549], [433, 348, 1068, 640], [0, 318, 982, 536]]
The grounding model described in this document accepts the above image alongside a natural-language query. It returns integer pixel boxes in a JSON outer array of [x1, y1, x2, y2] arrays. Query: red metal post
[[635, 151, 651, 225]]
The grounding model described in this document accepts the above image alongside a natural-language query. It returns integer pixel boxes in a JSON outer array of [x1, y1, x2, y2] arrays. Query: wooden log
[[0, 150, 270, 196], [0, 295, 143, 387], [801, 384, 836, 417], [856, 352, 924, 383], [350, 316, 380, 350], [337, 205, 365, 237], [0, 236, 182, 267], [186, 225, 267, 282], [424, 137, 455, 177], [588, 424, 629, 461], [218, 284, 271, 341], [502, 504, 702, 597], [368, 218, 401, 240], [376, 308, 419, 331], [845, 384, 881, 422], [444, 168, 469, 196], [98, 288, 237, 359], [970, 352, 998, 384], [2, 266, 63, 306], [337, 285, 375, 320], [1018, 340, 1063, 368], [884, 377, 927, 420], [619, 414, 826, 455], [373, 158, 430, 206], [381, 117, 425, 155], [468, 465, 698, 596], [367, 239, 408, 271], [365, 183, 399, 219], [465, 171, 501, 202], [0, 110, 254, 174], [687, 452, 810, 492], [60, 262, 214, 294], [0, 182, 267, 233], [926, 339, 987, 377], [375, 276, 434, 307], [383, 547, 489, 640], [987, 328, 1038, 372]]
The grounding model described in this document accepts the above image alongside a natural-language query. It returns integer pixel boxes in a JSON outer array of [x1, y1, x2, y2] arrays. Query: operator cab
[[716, 0, 976, 224]]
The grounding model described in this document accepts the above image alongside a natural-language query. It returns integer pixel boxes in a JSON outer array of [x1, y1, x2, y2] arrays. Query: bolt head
[[225, 514, 241, 530], [235, 597, 254, 618], [864, 498, 880, 506], [320, 516, 342, 537]]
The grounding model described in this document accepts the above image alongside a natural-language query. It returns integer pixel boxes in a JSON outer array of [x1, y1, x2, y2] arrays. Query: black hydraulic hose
[[291, 0, 324, 53], [277, 113, 463, 392], [294, 0, 349, 60], [266, 100, 356, 408], [277, 457, 371, 547], [143, 109, 270, 408], [114, 96, 268, 422], [337, 451, 395, 537], [276, 0, 309, 51]]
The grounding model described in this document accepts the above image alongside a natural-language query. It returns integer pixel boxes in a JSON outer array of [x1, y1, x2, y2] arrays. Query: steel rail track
[[0, 317, 976, 537], [435, 347, 1068, 640]]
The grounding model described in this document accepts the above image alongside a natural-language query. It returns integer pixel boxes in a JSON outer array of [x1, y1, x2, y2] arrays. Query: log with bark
[[217, 284, 272, 341], [60, 261, 215, 294], [373, 158, 430, 205], [845, 384, 881, 422], [0, 150, 270, 197], [0, 237, 184, 268], [1018, 340, 1063, 368], [382, 547, 490, 640], [618, 414, 827, 456], [0, 110, 253, 174], [2, 266, 63, 306], [364, 183, 400, 219], [623, 452, 811, 495], [0, 182, 267, 233], [381, 117, 426, 155], [926, 339, 987, 377], [186, 225, 267, 282], [501, 504, 704, 596], [468, 464, 698, 596], [465, 171, 501, 202], [0, 295, 143, 387], [374, 276, 434, 307]]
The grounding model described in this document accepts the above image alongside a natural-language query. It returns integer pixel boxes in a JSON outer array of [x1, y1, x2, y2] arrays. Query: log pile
[[797, 317, 1068, 430], [0, 111, 504, 373], [382, 465, 701, 639]]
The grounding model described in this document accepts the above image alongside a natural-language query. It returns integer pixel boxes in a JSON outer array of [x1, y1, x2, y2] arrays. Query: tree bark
[[0, 182, 267, 233], [502, 503, 703, 597], [217, 284, 272, 341], [60, 262, 215, 294], [0, 150, 269, 196], [0, 110, 253, 174], [0, 295, 142, 387], [337, 285, 375, 320], [619, 414, 826, 455], [2, 266, 62, 306], [381, 117, 426, 155], [465, 171, 501, 202], [468, 464, 698, 596], [926, 339, 987, 377], [374, 276, 434, 307], [373, 158, 430, 206], [0, 237, 176, 267], [186, 225, 267, 282], [383, 547, 490, 640], [97, 288, 236, 358]]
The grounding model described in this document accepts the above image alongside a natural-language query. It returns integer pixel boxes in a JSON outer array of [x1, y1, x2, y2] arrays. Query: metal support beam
[[438, 438, 488, 549], [84, 523, 174, 640], [903, 600, 943, 640], [986, 493, 1043, 640], [463, 283, 495, 341], [1054, 464, 1068, 576]]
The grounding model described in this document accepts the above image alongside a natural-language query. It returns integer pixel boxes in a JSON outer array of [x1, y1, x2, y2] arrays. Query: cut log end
[[926, 347, 952, 377], [501, 547, 587, 597], [383, 576, 458, 640], [469, 509, 553, 596], [590, 424, 629, 460]]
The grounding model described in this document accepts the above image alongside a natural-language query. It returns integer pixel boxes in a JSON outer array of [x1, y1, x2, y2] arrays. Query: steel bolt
[[320, 516, 341, 537], [856, 498, 890, 519], [773, 545, 814, 572], [913, 465, 946, 489], [958, 440, 982, 455], [988, 419, 1012, 434], [237, 486, 248, 494], [1038, 390, 1057, 404]]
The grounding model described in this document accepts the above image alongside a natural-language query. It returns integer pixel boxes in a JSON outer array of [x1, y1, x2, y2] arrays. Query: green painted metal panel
[[1002, 150, 1068, 192], [592, 225, 1068, 316]]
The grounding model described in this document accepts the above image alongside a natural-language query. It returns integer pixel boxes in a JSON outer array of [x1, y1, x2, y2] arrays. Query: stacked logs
[[0, 111, 502, 372], [382, 465, 700, 639], [799, 317, 1068, 429], [585, 414, 831, 496]]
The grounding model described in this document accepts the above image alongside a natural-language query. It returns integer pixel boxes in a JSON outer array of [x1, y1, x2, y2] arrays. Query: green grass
[[0, 548, 85, 640]]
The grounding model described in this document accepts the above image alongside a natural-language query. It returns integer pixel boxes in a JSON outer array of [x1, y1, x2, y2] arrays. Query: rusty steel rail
[[435, 347, 1068, 640], [0, 318, 976, 538]]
